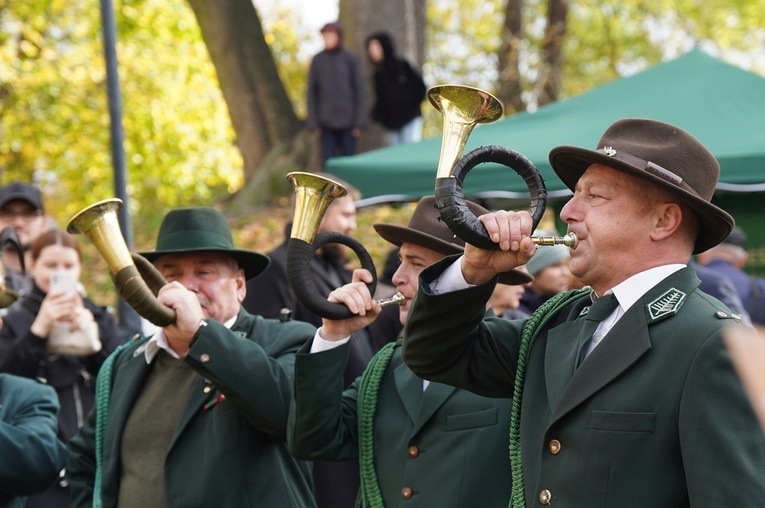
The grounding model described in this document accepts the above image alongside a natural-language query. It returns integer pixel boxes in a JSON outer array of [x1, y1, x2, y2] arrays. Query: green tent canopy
[[327, 50, 765, 204]]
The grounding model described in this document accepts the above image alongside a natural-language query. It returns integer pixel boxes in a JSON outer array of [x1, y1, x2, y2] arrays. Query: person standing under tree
[[366, 32, 426, 145], [307, 22, 366, 166]]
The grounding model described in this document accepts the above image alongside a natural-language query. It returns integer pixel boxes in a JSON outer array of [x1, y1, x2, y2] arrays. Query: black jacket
[[367, 32, 426, 130], [0, 283, 125, 441], [307, 46, 366, 131]]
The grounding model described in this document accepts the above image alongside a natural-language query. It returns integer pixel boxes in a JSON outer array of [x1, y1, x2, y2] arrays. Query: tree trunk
[[537, 0, 569, 106], [339, 0, 427, 154], [497, 0, 525, 114], [186, 0, 315, 210]]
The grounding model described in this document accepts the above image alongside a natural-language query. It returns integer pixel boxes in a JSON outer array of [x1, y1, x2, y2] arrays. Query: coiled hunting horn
[[285, 172, 404, 320], [429, 84, 577, 249]]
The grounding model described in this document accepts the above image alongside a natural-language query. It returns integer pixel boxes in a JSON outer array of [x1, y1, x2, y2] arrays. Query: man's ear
[[236, 269, 247, 303], [650, 202, 683, 242]]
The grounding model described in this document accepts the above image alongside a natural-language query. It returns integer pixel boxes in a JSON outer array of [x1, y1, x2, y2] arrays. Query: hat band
[[156, 230, 235, 252], [596, 147, 700, 198]]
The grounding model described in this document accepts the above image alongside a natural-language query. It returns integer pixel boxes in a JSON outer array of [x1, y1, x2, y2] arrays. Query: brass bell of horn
[[429, 84, 577, 249], [67, 199, 176, 327], [285, 172, 403, 320]]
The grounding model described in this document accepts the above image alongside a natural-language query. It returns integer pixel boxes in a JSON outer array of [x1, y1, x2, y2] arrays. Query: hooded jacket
[[367, 32, 426, 130]]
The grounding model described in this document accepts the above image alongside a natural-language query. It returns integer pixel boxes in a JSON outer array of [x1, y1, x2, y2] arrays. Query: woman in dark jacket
[[366, 31, 426, 145], [0, 228, 123, 508]]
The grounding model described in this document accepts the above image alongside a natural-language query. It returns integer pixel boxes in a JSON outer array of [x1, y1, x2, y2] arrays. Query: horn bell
[[284, 172, 403, 320], [67, 199, 175, 327], [428, 84, 503, 179]]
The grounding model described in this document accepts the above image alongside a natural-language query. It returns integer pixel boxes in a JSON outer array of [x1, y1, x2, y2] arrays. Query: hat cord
[[356, 341, 396, 507], [91, 341, 134, 508], [508, 288, 590, 508]]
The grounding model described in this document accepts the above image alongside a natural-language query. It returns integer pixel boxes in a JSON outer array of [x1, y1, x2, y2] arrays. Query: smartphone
[[50, 271, 77, 295]]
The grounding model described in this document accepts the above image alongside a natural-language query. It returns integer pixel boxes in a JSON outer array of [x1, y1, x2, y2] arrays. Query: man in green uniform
[[0, 373, 66, 508], [67, 207, 317, 508], [288, 196, 531, 506], [402, 119, 765, 506]]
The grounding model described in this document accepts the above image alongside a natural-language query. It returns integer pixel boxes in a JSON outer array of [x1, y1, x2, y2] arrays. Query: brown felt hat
[[549, 118, 734, 254], [374, 196, 532, 285]]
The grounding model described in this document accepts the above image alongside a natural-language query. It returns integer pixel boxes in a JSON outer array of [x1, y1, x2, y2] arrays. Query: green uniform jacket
[[288, 338, 513, 507], [67, 309, 317, 508], [0, 374, 67, 508], [403, 258, 765, 507]]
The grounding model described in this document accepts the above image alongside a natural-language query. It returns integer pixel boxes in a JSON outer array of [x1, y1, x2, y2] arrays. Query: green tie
[[577, 292, 619, 366]]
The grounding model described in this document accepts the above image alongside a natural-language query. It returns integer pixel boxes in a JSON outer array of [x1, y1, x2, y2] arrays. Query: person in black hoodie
[[366, 31, 426, 145], [0, 228, 124, 508]]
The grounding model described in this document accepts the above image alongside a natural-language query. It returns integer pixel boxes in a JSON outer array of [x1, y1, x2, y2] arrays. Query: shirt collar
[[144, 314, 238, 364], [603, 264, 686, 313]]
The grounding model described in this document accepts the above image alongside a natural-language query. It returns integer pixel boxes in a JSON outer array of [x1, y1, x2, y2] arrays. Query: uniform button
[[200, 354, 210, 363], [401, 487, 413, 499], [539, 489, 552, 505], [549, 439, 561, 454], [408, 445, 419, 458]]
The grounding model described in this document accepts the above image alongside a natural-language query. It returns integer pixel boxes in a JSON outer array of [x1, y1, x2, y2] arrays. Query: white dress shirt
[[434, 255, 686, 354], [144, 315, 238, 364]]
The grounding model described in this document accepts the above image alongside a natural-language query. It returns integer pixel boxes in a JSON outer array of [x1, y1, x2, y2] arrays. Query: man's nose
[[175, 273, 198, 290]]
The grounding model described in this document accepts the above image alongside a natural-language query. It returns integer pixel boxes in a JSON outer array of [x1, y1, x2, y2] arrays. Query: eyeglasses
[[0, 210, 43, 222]]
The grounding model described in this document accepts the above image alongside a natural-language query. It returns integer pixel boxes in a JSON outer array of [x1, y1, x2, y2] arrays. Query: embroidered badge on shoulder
[[647, 288, 686, 323]]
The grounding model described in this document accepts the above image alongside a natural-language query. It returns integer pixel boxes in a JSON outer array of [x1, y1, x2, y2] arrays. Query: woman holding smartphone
[[0, 227, 124, 508]]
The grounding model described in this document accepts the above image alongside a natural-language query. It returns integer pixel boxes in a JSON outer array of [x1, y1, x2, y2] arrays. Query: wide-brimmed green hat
[[138, 207, 270, 280]]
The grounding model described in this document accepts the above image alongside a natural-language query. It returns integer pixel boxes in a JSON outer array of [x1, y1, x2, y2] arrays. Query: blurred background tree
[[0, 0, 242, 234]]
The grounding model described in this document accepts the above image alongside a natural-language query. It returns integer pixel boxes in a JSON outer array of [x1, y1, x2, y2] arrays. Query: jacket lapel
[[394, 361, 423, 425], [544, 319, 588, 412], [104, 345, 153, 479], [550, 308, 651, 425], [393, 355, 457, 437], [546, 267, 700, 425], [107, 346, 153, 432], [412, 382, 456, 436], [171, 377, 216, 449], [169, 314, 252, 449]]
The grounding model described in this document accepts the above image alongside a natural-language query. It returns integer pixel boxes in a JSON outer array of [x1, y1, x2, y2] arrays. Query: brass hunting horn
[[285, 172, 404, 320], [67, 199, 176, 326], [429, 84, 577, 249]]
